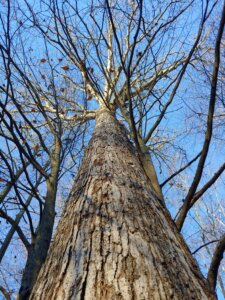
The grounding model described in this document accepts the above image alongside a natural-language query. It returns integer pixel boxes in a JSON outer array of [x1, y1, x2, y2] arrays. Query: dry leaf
[[0, 177, 7, 182], [61, 65, 69, 71], [34, 144, 40, 151]]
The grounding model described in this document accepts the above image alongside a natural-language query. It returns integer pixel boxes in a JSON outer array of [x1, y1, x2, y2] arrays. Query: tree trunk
[[19, 141, 61, 300], [29, 108, 216, 300], [18, 177, 57, 300]]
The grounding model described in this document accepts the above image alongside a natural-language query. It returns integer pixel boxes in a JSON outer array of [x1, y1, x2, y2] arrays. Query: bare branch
[[0, 286, 11, 300], [0, 209, 30, 250], [207, 234, 225, 291], [191, 162, 225, 206], [160, 152, 202, 188], [192, 239, 219, 255], [176, 1, 225, 231]]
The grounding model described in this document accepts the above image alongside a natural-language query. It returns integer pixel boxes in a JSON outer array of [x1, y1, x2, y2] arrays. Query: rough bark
[[119, 106, 164, 203], [29, 109, 216, 300], [137, 136, 164, 204]]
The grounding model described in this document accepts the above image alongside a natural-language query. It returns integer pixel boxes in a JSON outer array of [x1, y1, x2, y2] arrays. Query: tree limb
[[160, 152, 201, 188], [192, 239, 219, 255], [191, 162, 225, 206], [207, 234, 225, 291], [176, 1, 225, 231], [0, 286, 11, 300], [0, 209, 30, 250]]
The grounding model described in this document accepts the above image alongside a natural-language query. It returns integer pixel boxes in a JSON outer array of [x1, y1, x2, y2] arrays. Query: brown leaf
[[61, 65, 69, 71], [0, 177, 7, 183], [40, 58, 47, 63], [34, 144, 40, 151]]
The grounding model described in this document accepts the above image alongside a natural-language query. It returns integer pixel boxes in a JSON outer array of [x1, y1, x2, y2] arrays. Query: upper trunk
[[29, 109, 216, 300]]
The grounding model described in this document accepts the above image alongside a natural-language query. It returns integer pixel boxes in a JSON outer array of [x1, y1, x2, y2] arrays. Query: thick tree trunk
[[29, 108, 216, 300]]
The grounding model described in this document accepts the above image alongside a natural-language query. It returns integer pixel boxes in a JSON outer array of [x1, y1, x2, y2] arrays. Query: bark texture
[[30, 109, 216, 300]]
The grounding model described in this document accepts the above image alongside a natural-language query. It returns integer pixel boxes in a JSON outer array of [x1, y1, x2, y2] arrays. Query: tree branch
[[160, 152, 201, 188], [191, 162, 225, 206], [192, 239, 219, 255], [0, 209, 30, 250], [207, 234, 225, 291], [176, 1, 225, 231], [0, 286, 11, 300]]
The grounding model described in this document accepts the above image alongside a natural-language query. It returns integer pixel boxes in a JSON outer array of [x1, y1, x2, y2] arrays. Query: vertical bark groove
[[29, 108, 216, 300]]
